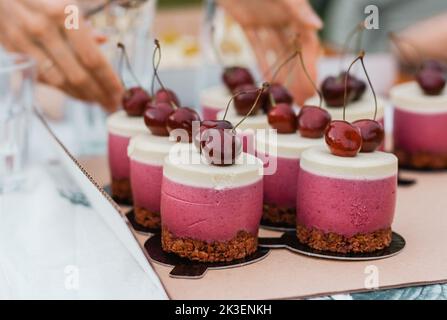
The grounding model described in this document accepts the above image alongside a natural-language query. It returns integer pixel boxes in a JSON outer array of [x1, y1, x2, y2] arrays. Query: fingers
[[284, 0, 323, 30], [64, 17, 123, 111], [244, 29, 272, 79]]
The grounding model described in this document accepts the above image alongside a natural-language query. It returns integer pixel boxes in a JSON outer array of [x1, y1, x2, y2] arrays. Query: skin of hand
[[396, 13, 447, 65], [217, 0, 323, 104], [0, 0, 123, 111]]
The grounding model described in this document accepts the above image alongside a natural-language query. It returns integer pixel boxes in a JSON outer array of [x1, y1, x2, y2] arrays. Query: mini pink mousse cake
[[391, 81, 447, 169], [160, 144, 264, 262], [200, 85, 231, 120], [256, 133, 324, 227], [107, 110, 147, 203], [128, 133, 175, 228], [297, 147, 398, 253]]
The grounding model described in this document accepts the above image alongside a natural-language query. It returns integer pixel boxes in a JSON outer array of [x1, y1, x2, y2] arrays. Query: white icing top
[[256, 133, 324, 159], [106, 110, 147, 137], [163, 144, 263, 189], [305, 94, 385, 122], [300, 146, 398, 180], [390, 81, 447, 114], [200, 85, 232, 110], [128, 133, 176, 166], [216, 108, 269, 130]]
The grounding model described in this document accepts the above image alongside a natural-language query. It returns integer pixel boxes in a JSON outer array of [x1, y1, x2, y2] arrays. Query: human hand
[[0, 0, 123, 111], [218, 0, 323, 104]]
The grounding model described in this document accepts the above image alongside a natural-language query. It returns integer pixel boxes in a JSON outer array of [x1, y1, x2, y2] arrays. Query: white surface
[[256, 133, 325, 159], [164, 144, 263, 189], [300, 146, 398, 180], [128, 133, 175, 166], [390, 81, 447, 113], [106, 110, 147, 137], [199, 85, 231, 110], [0, 113, 167, 299], [217, 108, 269, 130]]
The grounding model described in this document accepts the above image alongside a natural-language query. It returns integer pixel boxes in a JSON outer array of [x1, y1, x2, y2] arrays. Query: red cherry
[[167, 107, 201, 143], [297, 106, 331, 138], [222, 66, 255, 93], [200, 127, 242, 166], [143, 102, 174, 136], [263, 83, 293, 113], [416, 68, 446, 96], [340, 72, 366, 101], [422, 59, 445, 73], [321, 76, 351, 107], [267, 103, 297, 134], [193, 120, 233, 151], [122, 87, 151, 117], [353, 119, 384, 152], [325, 120, 362, 157], [155, 88, 180, 106], [233, 84, 266, 116]]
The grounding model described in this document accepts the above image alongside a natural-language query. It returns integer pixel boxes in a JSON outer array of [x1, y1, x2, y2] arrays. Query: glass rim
[[0, 52, 35, 73]]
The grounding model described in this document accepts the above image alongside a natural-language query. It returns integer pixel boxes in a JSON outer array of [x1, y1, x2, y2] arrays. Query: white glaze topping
[[256, 133, 325, 159], [106, 110, 147, 137], [128, 133, 176, 166]]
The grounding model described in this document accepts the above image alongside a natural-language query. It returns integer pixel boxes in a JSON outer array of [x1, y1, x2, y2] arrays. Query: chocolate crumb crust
[[263, 204, 296, 226], [161, 227, 258, 262], [135, 207, 161, 229], [296, 225, 392, 253], [111, 178, 132, 203], [394, 148, 447, 170]]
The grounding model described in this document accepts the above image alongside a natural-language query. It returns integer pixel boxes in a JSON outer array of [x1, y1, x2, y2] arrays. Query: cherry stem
[[210, 25, 226, 67], [271, 50, 298, 83], [359, 55, 378, 120], [389, 32, 423, 70], [223, 87, 265, 121], [117, 42, 141, 87], [339, 22, 364, 72], [152, 39, 178, 109], [297, 50, 322, 108], [343, 52, 364, 121], [234, 82, 269, 130]]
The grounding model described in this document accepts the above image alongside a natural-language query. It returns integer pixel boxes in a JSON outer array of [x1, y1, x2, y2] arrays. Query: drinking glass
[[0, 52, 35, 193]]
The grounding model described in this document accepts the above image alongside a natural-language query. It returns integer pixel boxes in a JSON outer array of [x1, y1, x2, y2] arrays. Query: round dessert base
[[125, 210, 160, 235], [394, 149, 447, 172], [103, 183, 133, 206], [260, 204, 296, 232], [144, 234, 270, 279], [258, 231, 405, 261]]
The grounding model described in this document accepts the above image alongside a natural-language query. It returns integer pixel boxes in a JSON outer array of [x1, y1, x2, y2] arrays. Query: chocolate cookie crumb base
[[262, 204, 295, 226], [135, 206, 161, 229], [111, 178, 132, 204], [394, 148, 447, 170], [161, 227, 258, 262], [296, 225, 392, 253]]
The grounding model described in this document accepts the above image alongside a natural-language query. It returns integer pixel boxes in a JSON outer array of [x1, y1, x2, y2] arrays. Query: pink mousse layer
[[130, 159, 163, 213], [394, 107, 447, 153], [297, 169, 397, 237], [202, 106, 221, 121], [108, 133, 131, 180], [257, 152, 299, 208], [161, 177, 263, 242]]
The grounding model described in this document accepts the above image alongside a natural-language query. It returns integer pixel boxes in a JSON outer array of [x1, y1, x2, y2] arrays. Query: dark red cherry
[[233, 84, 266, 116], [193, 120, 233, 151], [422, 59, 445, 73], [143, 102, 174, 136], [321, 76, 351, 107], [325, 120, 362, 157], [167, 107, 201, 143], [122, 87, 151, 117], [340, 72, 366, 101], [353, 119, 384, 152], [200, 127, 242, 166], [267, 103, 297, 134], [155, 88, 180, 106], [297, 106, 331, 138], [263, 83, 293, 113], [222, 66, 255, 93], [416, 68, 446, 95]]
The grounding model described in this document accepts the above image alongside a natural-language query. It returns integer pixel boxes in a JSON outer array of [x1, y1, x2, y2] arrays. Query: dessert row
[[105, 43, 418, 262]]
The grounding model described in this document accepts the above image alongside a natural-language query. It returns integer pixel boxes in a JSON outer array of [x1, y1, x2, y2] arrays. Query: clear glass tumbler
[[0, 52, 35, 193]]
